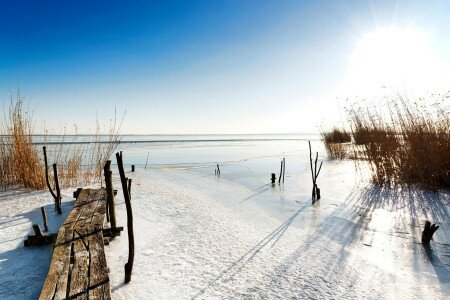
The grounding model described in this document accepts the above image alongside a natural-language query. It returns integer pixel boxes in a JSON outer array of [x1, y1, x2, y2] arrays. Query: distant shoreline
[[0, 132, 318, 137], [34, 137, 321, 145], [0, 133, 321, 145]]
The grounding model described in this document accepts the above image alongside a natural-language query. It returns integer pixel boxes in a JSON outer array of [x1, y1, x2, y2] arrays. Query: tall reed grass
[[327, 94, 449, 190], [0, 94, 123, 190], [0, 97, 45, 189], [321, 128, 351, 159]]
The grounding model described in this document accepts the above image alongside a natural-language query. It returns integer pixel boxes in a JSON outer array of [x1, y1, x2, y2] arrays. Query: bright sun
[[345, 27, 437, 94]]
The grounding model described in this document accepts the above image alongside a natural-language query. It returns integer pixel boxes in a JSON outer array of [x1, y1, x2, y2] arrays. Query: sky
[[0, 0, 449, 134]]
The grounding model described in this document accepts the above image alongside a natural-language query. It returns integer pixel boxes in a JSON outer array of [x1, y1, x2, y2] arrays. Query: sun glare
[[345, 27, 437, 94]]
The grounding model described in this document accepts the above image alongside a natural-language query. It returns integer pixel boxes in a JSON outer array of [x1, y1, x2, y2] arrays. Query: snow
[[105, 166, 449, 299], [0, 188, 76, 299], [1, 144, 449, 299]]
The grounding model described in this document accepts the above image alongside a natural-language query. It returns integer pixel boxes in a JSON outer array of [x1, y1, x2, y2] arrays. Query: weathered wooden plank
[[40, 199, 85, 300], [91, 201, 107, 229], [88, 230, 111, 299], [39, 226, 73, 300], [64, 190, 92, 226], [89, 283, 111, 300], [76, 189, 95, 207], [68, 232, 89, 299], [77, 189, 101, 216], [40, 188, 111, 300]]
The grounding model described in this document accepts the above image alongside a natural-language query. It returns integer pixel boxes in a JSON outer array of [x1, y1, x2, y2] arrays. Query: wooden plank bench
[[40, 188, 111, 300]]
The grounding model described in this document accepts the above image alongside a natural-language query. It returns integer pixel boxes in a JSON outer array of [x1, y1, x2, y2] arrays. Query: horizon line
[[1, 132, 319, 136]]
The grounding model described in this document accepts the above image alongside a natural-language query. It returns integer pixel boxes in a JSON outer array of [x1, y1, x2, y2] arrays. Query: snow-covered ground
[[0, 137, 449, 299], [0, 188, 77, 299], [105, 165, 450, 300]]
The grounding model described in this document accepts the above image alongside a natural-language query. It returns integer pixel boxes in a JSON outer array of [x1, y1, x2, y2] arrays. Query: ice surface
[[104, 168, 449, 300], [0, 137, 449, 299]]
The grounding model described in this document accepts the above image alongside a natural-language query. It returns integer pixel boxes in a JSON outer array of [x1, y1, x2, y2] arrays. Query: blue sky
[[1, 0, 449, 134]]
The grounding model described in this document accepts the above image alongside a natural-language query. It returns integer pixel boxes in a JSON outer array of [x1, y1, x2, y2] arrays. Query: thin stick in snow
[[279, 161, 283, 184], [41, 207, 48, 232], [308, 141, 323, 201], [145, 153, 149, 170]]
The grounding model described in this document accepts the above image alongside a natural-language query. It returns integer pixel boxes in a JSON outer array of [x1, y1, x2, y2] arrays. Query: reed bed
[[322, 94, 449, 190], [321, 128, 351, 159], [0, 99, 45, 189], [0, 95, 122, 190]]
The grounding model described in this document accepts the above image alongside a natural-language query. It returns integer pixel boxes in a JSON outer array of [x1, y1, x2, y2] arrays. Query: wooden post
[[105, 198, 110, 223], [145, 152, 149, 170], [217, 164, 220, 175], [128, 178, 132, 200], [271, 173, 276, 185], [315, 161, 323, 199], [131, 165, 135, 172], [73, 188, 83, 199], [309, 141, 323, 202], [43, 147, 59, 211], [41, 207, 48, 232], [278, 161, 283, 184], [116, 152, 134, 283], [52, 163, 62, 214], [422, 221, 439, 244], [32, 224, 44, 237], [309, 141, 316, 198], [24, 224, 56, 247], [282, 157, 286, 183], [314, 152, 318, 196], [104, 160, 116, 231]]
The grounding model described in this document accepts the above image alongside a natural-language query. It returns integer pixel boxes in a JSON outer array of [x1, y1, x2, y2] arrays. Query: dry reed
[[0, 96, 45, 189], [321, 128, 351, 159], [0, 94, 123, 190], [347, 94, 449, 190]]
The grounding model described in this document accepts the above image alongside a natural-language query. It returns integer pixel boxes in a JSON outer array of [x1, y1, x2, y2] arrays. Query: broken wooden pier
[[37, 153, 134, 299], [39, 188, 121, 300]]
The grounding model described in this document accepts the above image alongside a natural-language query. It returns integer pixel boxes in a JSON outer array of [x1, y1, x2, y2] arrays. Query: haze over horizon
[[1, 0, 449, 134]]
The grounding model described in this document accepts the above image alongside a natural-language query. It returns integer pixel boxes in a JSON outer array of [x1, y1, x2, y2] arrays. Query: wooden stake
[[41, 207, 48, 232], [217, 164, 221, 175], [309, 141, 316, 198], [314, 152, 318, 183], [103, 226, 124, 237], [145, 153, 149, 170], [128, 178, 132, 200], [422, 221, 439, 244], [73, 188, 83, 199], [116, 152, 134, 283], [278, 161, 283, 184], [32, 224, 44, 237], [105, 198, 110, 223], [308, 141, 323, 201], [282, 157, 286, 183], [131, 165, 135, 172], [52, 163, 62, 214], [104, 160, 116, 231], [24, 226, 56, 247], [271, 173, 276, 185], [43, 147, 60, 212], [316, 161, 323, 178]]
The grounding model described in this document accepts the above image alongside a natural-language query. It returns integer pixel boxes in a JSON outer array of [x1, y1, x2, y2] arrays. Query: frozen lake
[[0, 134, 449, 299]]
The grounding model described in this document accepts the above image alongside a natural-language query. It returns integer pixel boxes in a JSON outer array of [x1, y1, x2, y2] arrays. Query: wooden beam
[[116, 152, 135, 284]]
